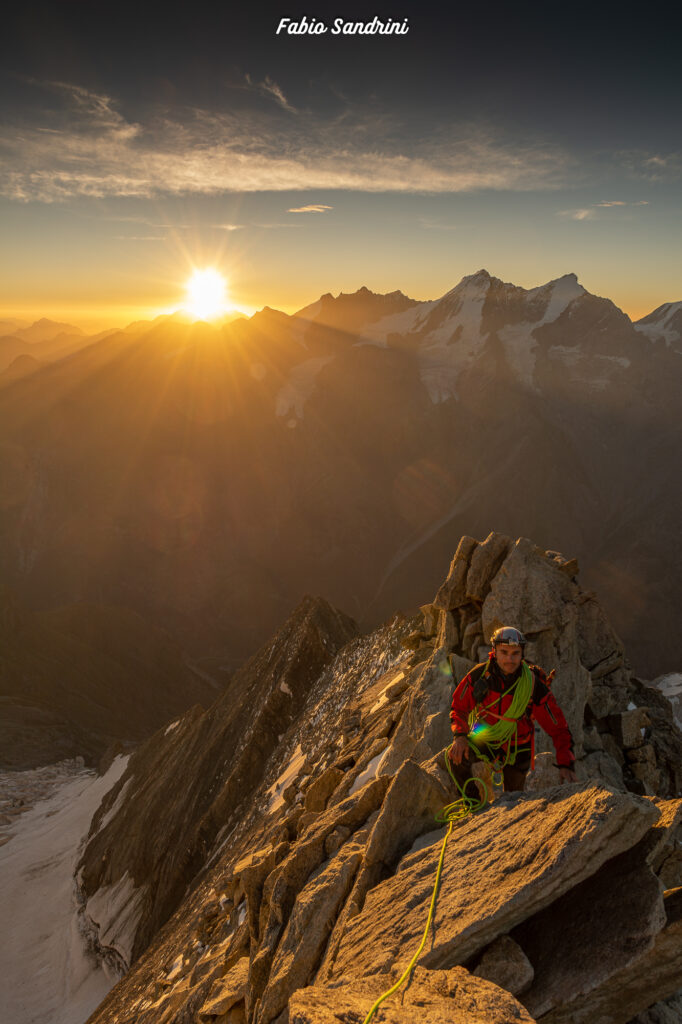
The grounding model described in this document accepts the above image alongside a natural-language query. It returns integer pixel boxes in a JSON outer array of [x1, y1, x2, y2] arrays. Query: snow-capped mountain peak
[[634, 300, 682, 351]]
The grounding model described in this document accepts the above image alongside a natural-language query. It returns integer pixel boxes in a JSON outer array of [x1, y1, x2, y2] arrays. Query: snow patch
[[166, 955, 184, 981], [266, 743, 306, 814], [84, 871, 147, 969], [280, 681, 293, 696], [549, 344, 581, 365], [348, 751, 386, 796], [0, 756, 128, 1024], [653, 673, 682, 730], [165, 720, 180, 736], [370, 671, 406, 713], [97, 777, 131, 833], [359, 300, 438, 344], [548, 346, 630, 383], [499, 276, 585, 387], [417, 279, 489, 402], [529, 274, 585, 323], [635, 301, 682, 347]]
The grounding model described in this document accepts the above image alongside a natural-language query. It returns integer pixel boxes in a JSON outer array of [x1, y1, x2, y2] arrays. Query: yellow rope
[[361, 818, 453, 1024], [360, 661, 534, 1023]]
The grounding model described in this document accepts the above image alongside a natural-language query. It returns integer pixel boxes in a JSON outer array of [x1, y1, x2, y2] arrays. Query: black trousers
[[450, 745, 532, 794]]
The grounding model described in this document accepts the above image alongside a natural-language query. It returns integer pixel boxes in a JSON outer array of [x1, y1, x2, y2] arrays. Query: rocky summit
[[65, 533, 682, 1024]]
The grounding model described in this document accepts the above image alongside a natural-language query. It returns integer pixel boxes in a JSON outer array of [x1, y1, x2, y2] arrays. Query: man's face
[[494, 643, 523, 675]]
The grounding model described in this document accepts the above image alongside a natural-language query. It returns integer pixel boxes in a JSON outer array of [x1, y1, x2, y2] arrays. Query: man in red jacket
[[449, 626, 577, 793]]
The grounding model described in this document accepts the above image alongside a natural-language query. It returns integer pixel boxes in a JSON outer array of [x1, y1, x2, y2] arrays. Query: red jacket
[[450, 652, 575, 769]]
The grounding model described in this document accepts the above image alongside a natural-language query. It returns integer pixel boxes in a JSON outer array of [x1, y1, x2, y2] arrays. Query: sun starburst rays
[[184, 268, 228, 320]]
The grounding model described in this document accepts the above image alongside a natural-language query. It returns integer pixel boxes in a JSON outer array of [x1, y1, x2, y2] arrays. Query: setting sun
[[184, 268, 228, 320]]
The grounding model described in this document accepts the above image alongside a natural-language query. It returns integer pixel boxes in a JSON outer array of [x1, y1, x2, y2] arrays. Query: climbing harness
[[361, 662, 535, 1024]]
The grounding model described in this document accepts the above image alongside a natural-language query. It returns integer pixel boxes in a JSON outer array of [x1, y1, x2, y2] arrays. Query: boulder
[[256, 843, 363, 1024], [319, 758, 451, 979], [575, 593, 625, 678], [646, 799, 682, 889], [514, 831, 667, 1019], [608, 708, 650, 749], [287, 965, 536, 1023], [466, 533, 512, 604], [329, 787, 659, 980], [249, 775, 391, 1015], [630, 679, 682, 798], [536, 888, 682, 1024], [580, 749, 626, 790], [473, 935, 534, 996], [524, 753, 562, 792], [652, 673, 682, 731], [304, 769, 345, 813], [629, 987, 682, 1024], [481, 539, 575, 641], [198, 956, 249, 1019]]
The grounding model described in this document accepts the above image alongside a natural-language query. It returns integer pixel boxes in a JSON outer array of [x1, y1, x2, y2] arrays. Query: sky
[[1, 1, 680, 328]]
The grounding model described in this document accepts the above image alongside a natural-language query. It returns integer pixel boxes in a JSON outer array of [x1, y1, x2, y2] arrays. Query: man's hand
[[449, 735, 470, 765], [559, 766, 578, 784]]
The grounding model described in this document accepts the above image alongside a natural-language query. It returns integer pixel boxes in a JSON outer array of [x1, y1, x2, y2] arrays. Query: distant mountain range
[[0, 270, 680, 696]]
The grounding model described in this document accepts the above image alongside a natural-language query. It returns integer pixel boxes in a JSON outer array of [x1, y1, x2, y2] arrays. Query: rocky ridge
[[78, 534, 682, 1024]]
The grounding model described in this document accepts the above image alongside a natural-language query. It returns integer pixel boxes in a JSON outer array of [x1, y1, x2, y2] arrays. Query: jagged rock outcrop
[[430, 533, 680, 797], [327, 787, 658, 980], [77, 595, 358, 966], [79, 535, 682, 1024]]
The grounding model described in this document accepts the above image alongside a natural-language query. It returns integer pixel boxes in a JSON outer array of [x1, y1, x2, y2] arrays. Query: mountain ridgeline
[[1, 271, 680, 689], [74, 534, 682, 1024]]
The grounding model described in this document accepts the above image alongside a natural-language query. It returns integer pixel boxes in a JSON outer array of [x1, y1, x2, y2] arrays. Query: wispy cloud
[[288, 204, 333, 213], [616, 151, 681, 182], [245, 74, 298, 113], [559, 199, 650, 220], [594, 199, 649, 207], [420, 218, 458, 230], [0, 81, 594, 203], [559, 208, 595, 220], [213, 223, 244, 231]]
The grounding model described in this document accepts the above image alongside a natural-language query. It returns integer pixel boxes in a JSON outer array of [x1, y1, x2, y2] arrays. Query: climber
[[448, 626, 577, 792]]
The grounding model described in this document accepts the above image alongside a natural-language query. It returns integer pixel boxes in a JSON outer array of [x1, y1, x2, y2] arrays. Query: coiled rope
[[360, 662, 534, 1024]]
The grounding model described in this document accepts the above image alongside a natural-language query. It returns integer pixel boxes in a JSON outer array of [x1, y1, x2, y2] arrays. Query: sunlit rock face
[[75, 536, 682, 1024], [0, 272, 681, 677]]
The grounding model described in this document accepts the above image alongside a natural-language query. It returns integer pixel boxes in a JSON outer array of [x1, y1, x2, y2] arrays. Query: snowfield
[[0, 757, 128, 1024]]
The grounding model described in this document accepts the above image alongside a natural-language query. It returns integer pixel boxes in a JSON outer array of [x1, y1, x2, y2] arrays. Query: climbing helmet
[[490, 626, 526, 648]]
